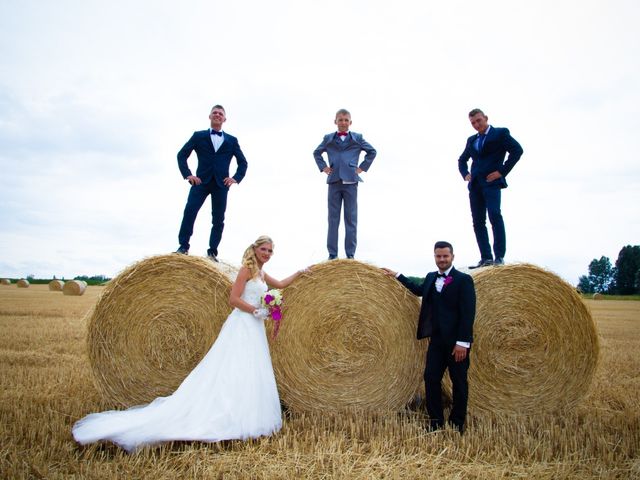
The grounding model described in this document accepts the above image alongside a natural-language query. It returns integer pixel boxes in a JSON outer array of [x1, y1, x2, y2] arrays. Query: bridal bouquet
[[261, 289, 283, 338]]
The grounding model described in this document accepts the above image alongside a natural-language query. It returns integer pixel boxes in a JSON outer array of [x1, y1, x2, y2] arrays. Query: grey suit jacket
[[313, 132, 377, 184]]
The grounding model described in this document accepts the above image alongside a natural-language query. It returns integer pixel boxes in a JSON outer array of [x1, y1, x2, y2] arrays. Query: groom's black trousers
[[424, 336, 470, 431]]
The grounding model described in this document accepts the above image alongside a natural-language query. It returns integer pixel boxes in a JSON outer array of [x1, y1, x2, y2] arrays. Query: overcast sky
[[1, 0, 638, 285]]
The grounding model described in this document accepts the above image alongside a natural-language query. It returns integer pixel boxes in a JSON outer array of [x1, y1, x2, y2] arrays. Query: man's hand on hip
[[486, 171, 503, 182], [223, 177, 237, 187], [187, 175, 202, 186]]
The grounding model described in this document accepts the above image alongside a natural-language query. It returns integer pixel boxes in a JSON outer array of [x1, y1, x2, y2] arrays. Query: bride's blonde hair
[[242, 235, 274, 279]]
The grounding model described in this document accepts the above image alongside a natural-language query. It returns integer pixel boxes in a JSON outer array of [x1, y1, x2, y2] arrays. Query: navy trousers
[[424, 337, 470, 432], [178, 182, 228, 256], [327, 181, 358, 257], [469, 184, 505, 260]]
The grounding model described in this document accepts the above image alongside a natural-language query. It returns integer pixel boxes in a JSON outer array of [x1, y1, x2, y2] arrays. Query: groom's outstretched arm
[[381, 268, 424, 297]]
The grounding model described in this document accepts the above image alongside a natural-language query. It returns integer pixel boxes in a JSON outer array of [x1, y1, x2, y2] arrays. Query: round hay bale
[[211, 258, 240, 282], [87, 254, 232, 407], [592, 292, 602, 300], [1, 278, 11, 285], [271, 260, 425, 412], [48, 279, 65, 291], [63, 280, 87, 296], [17, 279, 29, 288], [466, 263, 599, 415]]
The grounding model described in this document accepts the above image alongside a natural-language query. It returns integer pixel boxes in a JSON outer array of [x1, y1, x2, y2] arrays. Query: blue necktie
[[211, 130, 222, 137], [476, 133, 486, 151]]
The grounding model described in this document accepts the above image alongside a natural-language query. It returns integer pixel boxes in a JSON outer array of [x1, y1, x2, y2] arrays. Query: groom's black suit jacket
[[397, 267, 475, 345]]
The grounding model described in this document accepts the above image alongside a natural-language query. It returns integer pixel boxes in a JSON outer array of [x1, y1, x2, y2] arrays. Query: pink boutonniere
[[443, 275, 453, 287]]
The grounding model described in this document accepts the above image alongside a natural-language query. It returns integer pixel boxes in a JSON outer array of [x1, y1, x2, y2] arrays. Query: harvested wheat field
[[0, 284, 638, 479]]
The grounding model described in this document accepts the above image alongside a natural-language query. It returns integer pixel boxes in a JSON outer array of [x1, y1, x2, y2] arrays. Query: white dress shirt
[[210, 129, 225, 151]]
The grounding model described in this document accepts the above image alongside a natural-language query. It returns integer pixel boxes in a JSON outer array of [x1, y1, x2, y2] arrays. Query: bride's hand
[[252, 308, 269, 320]]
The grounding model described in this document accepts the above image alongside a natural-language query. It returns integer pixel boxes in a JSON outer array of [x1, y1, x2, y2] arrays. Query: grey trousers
[[327, 182, 358, 257]]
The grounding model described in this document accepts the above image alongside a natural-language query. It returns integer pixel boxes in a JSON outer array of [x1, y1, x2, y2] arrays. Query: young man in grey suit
[[313, 109, 377, 260]]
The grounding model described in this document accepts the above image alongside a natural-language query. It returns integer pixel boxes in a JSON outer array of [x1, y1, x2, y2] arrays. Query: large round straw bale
[[592, 292, 602, 300], [87, 254, 232, 407], [63, 280, 87, 296], [271, 260, 424, 412], [48, 279, 65, 291], [17, 279, 29, 288], [467, 263, 599, 415], [1, 278, 11, 285]]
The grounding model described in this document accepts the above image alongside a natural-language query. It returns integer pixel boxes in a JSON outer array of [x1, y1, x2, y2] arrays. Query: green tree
[[578, 256, 614, 294], [614, 245, 640, 294]]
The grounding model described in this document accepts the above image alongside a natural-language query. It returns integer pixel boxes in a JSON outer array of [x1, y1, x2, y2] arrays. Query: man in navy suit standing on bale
[[313, 109, 377, 260], [458, 108, 523, 268], [175, 105, 247, 262], [383, 241, 476, 433]]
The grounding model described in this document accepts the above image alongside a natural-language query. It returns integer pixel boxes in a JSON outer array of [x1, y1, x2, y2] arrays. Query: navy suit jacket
[[177, 130, 248, 189], [397, 267, 476, 344], [457, 126, 523, 189], [313, 132, 376, 184]]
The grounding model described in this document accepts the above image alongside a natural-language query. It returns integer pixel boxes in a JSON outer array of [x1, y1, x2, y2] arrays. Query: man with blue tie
[[313, 109, 377, 260], [175, 105, 248, 261], [458, 109, 523, 268]]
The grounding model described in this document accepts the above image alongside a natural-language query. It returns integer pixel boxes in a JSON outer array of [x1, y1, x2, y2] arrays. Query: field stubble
[[0, 285, 638, 479]]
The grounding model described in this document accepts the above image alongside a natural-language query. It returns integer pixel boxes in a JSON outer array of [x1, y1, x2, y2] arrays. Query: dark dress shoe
[[175, 247, 189, 255], [346, 255, 354, 259], [469, 259, 493, 269], [328, 255, 337, 260], [494, 257, 504, 265]]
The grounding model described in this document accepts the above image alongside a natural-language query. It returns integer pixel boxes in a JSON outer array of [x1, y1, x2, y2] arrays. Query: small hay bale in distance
[[592, 292, 602, 300], [271, 260, 425, 412], [62, 280, 87, 296], [16, 279, 29, 288], [467, 263, 599, 415], [1, 278, 11, 285], [86, 254, 233, 407], [48, 279, 65, 291]]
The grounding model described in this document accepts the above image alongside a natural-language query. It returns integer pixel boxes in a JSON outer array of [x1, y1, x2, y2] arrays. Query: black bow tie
[[211, 130, 222, 137], [436, 272, 447, 278]]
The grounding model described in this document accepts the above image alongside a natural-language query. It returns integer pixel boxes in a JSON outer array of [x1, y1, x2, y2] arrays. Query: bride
[[72, 235, 304, 452]]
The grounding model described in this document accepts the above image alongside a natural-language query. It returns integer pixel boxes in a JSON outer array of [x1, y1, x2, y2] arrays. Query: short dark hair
[[468, 108, 485, 117], [434, 241, 453, 253], [211, 104, 226, 113]]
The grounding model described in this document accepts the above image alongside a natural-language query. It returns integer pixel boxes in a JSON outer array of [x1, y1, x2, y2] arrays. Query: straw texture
[[63, 280, 87, 296], [466, 263, 599, 414], [16, 279, 29, 288], [271, 260, 425, 412], [1, 278, 11, 285], [86, 254, 232, 407], [48, 280, 65, 291]]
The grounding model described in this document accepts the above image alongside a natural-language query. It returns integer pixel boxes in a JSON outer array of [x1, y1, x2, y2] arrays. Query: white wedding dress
[[72, 277, 282, 452]]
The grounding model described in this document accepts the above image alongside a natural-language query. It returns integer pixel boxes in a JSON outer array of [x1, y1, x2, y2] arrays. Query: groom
[[175, 104, 248, 261], [383, 241, 476, 433]]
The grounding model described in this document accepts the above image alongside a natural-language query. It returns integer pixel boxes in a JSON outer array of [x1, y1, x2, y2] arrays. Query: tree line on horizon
[[577, 245, 640, 295]]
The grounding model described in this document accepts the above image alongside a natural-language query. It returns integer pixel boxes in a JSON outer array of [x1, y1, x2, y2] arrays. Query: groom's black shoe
[[207, 250, 219, 263], [347, 255, 354, 259], [494, 257, 504, 265], [469, 259, 493, 269], [175, 247, 189, 255], [328, 255, 337, 260]]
